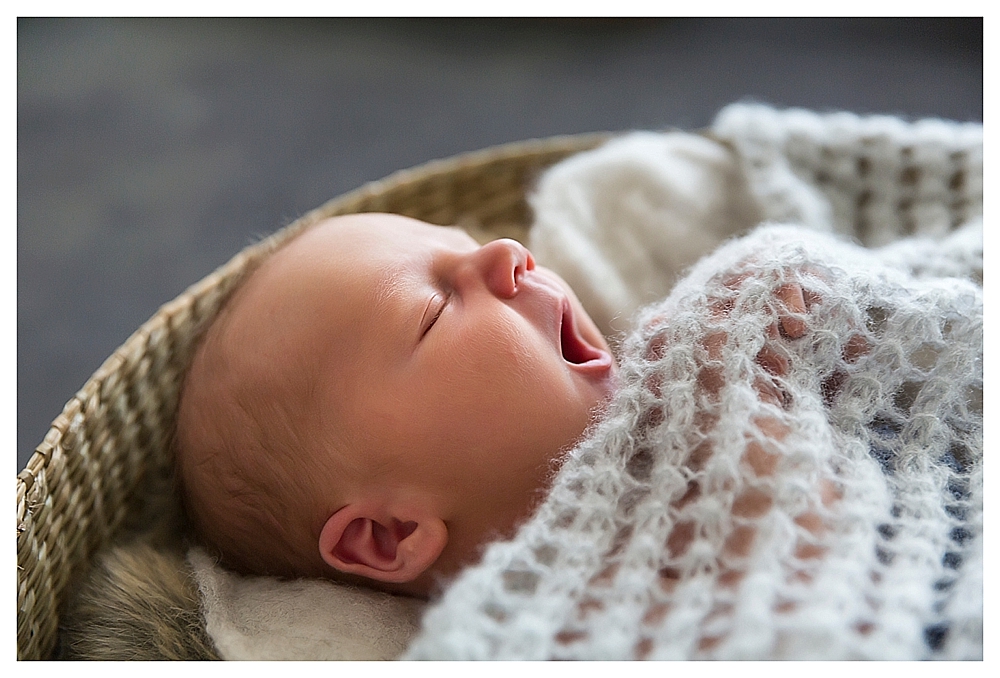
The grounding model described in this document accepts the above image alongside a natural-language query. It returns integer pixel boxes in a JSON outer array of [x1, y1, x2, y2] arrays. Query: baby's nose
[[469, 238, 535, 298]]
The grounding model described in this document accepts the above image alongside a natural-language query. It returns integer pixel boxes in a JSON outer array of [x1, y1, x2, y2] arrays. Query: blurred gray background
[[18, 17, 982, 471]]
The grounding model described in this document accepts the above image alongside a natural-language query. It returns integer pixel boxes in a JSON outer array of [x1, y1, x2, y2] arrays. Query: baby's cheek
[[440, 315, 585, 463]]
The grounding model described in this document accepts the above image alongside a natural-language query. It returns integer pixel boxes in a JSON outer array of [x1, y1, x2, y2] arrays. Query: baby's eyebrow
[[371, 266, 405, 317], [369, 264, 424, 349]]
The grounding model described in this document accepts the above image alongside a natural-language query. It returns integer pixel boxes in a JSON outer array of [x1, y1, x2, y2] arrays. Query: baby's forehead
[[222, 214, 484, 371], [266, 216, 477, 305], [298, 214, 472, 249], [230, 219, 428, 355]]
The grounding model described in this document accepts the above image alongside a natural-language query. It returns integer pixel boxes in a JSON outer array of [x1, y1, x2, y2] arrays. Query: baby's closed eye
[[421, 293, 450, 338]]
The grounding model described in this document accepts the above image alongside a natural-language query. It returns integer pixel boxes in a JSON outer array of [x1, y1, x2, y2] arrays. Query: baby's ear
[[318, 503, 447, 584]]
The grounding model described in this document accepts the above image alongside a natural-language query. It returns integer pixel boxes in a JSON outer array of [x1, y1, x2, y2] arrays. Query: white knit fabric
[[404, 105, 983, 660], [405, 223, 982, 660], [712, 103, 983, 246]]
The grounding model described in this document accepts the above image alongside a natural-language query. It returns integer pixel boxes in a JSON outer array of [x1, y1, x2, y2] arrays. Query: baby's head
[[175, 213, 617, 596]]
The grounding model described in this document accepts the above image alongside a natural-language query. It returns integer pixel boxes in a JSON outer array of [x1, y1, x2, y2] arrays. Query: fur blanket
[[58, 543, 219, 660]]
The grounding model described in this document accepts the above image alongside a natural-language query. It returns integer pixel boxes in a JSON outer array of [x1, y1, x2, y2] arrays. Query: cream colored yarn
[[528, 103, 982, 341]]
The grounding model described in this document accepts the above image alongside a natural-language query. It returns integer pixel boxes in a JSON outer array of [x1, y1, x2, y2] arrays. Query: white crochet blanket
[[403, 105, 983, 659]]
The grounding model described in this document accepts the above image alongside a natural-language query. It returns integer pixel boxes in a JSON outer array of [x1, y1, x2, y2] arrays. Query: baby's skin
[[176, 213, 618, 597]]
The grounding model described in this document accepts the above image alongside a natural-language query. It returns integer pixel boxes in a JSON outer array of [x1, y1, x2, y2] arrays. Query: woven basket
[[16, 133, 611, 660]]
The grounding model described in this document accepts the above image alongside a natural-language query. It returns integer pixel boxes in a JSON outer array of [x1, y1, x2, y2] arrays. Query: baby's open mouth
[[560, 301, 607, 366]]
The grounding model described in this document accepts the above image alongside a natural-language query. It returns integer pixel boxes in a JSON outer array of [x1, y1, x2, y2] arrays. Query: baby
[[177, 108, 983, 658], [176, 209, 982, 660], [175, 212, 620, 598]]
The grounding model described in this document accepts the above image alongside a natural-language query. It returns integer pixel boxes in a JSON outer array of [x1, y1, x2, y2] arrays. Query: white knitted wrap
[[403, 106, 982, 660], [712, 103, 983, 245]]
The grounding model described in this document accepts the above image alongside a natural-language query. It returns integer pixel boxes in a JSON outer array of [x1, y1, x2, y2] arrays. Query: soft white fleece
[[527, 130, 763, 336], [529, 103, 982, 337], [189, 548, 425, 660]]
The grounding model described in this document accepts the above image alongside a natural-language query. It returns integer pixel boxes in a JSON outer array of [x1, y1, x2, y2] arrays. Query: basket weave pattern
[[16, 134, 607, 660]]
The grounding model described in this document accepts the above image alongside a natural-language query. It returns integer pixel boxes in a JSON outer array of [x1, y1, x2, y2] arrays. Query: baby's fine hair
[[175, 277, 332, 580]]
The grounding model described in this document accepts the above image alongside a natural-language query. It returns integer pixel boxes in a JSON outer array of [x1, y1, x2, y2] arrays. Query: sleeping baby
[[176, 212, 623, 597], [177, 104, 982, 659]]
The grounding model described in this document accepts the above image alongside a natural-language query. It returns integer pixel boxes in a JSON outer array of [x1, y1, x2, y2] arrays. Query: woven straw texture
[[16, 133, 609, 660]]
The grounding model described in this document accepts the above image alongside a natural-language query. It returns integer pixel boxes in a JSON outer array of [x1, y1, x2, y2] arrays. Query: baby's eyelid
[[420, 292, 449, 339]]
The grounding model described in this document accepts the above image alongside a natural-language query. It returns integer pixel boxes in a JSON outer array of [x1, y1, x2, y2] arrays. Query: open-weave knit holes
[[407, 224, 981, 659], [714, 105, 982, 251], [547, 258, 850, 658], [819, 272, 981, 656]]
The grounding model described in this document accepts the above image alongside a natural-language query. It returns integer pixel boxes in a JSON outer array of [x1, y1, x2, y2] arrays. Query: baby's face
[[230, 213, 617, 573]]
